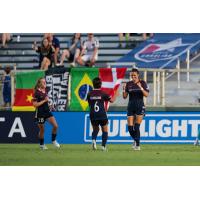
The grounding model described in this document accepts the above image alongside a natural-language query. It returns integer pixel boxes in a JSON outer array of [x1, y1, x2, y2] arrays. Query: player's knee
[[94, 127, 99, 132], [42, 57, 48, 63], [134, 123, 140, 131]]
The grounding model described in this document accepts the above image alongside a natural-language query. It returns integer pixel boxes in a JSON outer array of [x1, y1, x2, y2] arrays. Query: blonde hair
[[34, 77, 45, 90]]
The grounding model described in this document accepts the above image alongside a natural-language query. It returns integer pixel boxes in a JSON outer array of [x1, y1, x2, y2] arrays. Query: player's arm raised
[[122, 82, 128, 99], [110, 88, 119, 103]]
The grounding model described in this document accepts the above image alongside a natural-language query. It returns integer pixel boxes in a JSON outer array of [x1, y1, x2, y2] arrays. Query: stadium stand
[[1, 33, 200, 109], [0, 33, 144, 69]]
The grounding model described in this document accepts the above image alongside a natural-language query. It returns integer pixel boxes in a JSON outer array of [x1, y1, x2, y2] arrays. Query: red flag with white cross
[[99, 68, 127, 110]]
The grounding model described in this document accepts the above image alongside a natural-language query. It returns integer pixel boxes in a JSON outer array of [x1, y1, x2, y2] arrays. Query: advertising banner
[[117, 33, 200, 68], [0, 112, 38, 143], [84, 112, 200, 143], [1, 112, 199, 144]]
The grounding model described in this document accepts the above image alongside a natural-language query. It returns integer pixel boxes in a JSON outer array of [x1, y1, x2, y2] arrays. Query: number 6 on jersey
[[94, 101, 100, 112]]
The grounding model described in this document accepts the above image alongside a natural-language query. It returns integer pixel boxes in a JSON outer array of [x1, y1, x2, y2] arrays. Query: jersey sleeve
[[32, 90, 39, 102], [141, 80, 150, 93], [102, 92, 111, 101]]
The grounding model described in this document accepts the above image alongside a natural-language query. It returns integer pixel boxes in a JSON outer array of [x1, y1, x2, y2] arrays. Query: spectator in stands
[[118, 33, 130, 48], [59, 33, 81, 67], [3, 66, 11, 107], [45, 33, 60, 66], [77, 33, 99, 67], [0, 33, 12, 48], [32, 38, 55, 70], [142, 33, 154, 40]]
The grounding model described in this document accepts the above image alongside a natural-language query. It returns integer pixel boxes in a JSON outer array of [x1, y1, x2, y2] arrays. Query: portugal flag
[[12, 71, 45, 111]]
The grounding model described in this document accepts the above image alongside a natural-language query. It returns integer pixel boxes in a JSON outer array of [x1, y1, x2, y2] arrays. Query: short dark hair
[[4, 66, 11, 74], [92, 77, 102, 89], [131, 68, 139, 74]]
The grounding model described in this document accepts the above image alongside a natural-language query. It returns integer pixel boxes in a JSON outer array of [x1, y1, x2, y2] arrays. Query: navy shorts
[[91, 119, 108, 127], [35, 112, 53, 124], [127, 105, 146, 116]]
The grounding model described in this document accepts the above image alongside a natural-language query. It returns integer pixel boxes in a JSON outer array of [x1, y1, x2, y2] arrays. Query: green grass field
[[0, 144, 200, 166]]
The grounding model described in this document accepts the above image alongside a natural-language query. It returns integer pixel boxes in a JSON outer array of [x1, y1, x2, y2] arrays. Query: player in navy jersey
[[87, 77, 117, 151], [123, 68, 149, 150], [33, 78, 60, 150]]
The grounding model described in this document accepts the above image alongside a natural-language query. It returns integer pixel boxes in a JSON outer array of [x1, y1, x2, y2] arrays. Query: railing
[[107, 61, 200, 107]]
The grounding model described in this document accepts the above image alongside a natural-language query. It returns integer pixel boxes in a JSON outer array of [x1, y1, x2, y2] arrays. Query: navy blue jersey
[[87, 89, 111, 120], [33, 89, 51, 118], [125, 80, 149, 108]]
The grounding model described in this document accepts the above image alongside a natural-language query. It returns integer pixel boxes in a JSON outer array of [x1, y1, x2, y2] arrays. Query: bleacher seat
[[0, 33, 144, 69]]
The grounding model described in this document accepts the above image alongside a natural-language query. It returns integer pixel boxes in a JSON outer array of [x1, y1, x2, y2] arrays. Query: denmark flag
[[99, 68, 127, 110]]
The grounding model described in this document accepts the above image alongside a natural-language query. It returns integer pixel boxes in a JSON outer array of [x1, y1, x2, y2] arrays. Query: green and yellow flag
[[12, 70, 45, 111], [69, 68, 99, 111]]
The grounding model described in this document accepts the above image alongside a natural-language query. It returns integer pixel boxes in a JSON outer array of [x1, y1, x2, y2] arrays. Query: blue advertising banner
[[45, 112, 200, 144], [117, 33, 200, 68], [1, 112, 199, 144]]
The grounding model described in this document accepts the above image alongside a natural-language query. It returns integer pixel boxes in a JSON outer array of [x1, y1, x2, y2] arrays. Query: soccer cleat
[[194, 139, 199, 146], [132, 141, 136, 149], [40, 145, 48, 150], [92, 140, 97, 150], [101, 146, 107, 151], [52, 140, 60, 148], [134, 146, 141, 151]]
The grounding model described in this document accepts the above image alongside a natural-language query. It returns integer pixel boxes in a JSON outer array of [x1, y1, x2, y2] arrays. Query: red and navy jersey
[[125, 80, 149, 107], [87, 89, 111, 120], [33, 89, 50, 118]]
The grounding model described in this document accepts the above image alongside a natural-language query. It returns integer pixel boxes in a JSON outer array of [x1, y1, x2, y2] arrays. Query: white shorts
[[81, 54, 98, 62]]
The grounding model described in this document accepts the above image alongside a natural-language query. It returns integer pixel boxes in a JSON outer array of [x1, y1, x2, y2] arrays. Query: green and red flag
[[12, 71, 45, 111]]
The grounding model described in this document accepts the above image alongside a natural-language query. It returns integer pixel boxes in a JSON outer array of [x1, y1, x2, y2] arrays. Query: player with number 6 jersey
[[87, 77, 117, 151]]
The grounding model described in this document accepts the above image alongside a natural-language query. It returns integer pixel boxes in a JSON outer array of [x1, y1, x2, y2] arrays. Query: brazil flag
[[69, 68, 99, 111]]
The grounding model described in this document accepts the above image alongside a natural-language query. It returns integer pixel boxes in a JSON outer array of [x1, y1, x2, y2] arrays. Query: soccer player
[[123, 68, 149, 150], [33, 78, 60, 150], [87, 77, 117, 151]]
